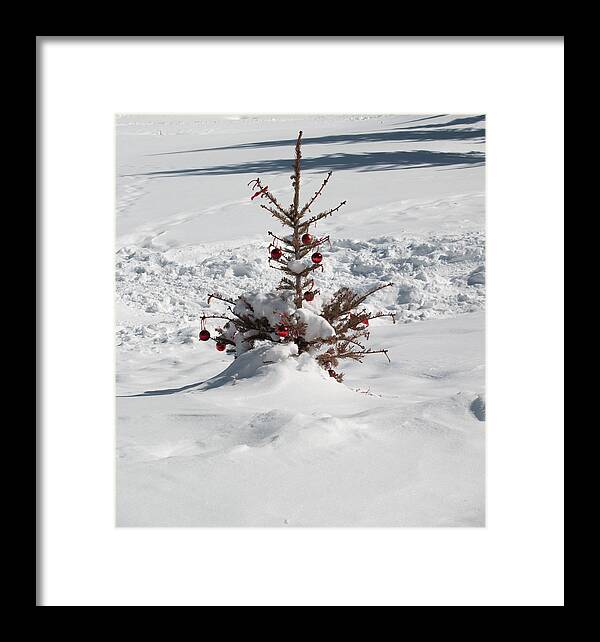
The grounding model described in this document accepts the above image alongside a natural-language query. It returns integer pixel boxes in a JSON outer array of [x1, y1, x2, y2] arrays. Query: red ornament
[[270, 247, 283, 260], [301, 233, 313, 245], [328, 369, 337, 378], [303, 291, 315, 302], [362, 317, 369, 326], [311, 252, 323, 264], [216, 342, 226, 352], [276, 324, 289, 338], [199, 329, 211, 341]]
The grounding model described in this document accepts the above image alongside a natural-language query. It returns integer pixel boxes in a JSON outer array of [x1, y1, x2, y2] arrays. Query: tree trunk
[[293, 132, 303, 308]]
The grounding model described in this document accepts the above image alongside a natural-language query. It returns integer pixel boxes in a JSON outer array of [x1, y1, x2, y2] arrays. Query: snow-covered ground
[[116, 114, 485, 527]]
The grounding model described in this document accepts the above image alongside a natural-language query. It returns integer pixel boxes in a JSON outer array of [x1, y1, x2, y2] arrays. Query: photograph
[[115, 113, 486, 527], [39, 35, 564, 607]]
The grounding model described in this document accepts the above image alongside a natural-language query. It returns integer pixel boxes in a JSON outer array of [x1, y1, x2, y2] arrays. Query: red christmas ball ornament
[[303, 291, 315, 302], [276, 324, 289, 338], [199, 329, 211, 341], [311, 252, 323, 264], [362, 317, 369, 326], [270, 247, 283, 260], [215, 342, 226, 352], [301, 233, 313, 245]]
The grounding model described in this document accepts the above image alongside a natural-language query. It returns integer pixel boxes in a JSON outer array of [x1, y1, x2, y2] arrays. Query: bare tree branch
[[301, 200, 347, 229], [207, 293, 236, 306], [353, 282, 394, 308], [261, 204, 293, 227], [299, 171, 332, 216], [249, 177, 290, 218], [199, 314, 235, 322]]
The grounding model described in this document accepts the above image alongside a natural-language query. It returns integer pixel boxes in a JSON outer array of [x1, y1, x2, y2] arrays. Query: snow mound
[[191, 342, 346, 399]]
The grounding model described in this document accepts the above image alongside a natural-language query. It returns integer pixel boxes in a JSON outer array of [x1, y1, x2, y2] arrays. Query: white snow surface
[[116, 114, 485, 526]]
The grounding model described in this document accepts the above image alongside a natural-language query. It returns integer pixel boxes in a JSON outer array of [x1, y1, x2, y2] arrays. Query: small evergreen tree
[[199, 131, 394, 381]]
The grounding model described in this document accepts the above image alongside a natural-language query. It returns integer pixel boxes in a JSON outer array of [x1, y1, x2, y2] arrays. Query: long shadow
[[119, 368, 249, 397], [151, 125, 485, 156], [393, 114, 448, 125], [141, 149, 485, 178], [119, 380, 204, 397], [395, 114, 485, 130]]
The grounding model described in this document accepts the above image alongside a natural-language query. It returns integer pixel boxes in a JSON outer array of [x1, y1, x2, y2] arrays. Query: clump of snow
[[232, 262, 260, 277], [220, 322, 237, 341], [409, 241, 437, 256], [467, 265, 485, 286], [233, 291, 295, 326], [397, 282, 420, 305], [294, 308, 336, 341], [228, 291, 334, 355], [234, 329, 260, 356], [351, 256, 385, 276], [286, 259, 308, 274]]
